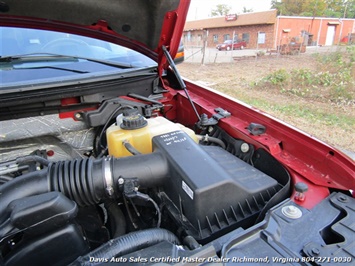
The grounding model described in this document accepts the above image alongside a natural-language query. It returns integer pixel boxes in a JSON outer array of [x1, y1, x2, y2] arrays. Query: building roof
[[184, 10, 277, 31]]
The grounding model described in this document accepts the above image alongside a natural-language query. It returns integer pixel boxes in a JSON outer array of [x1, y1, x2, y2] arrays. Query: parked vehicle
[[278, 38, 307, 55], [174, 39, 185, 64], [216, 39, 247, 51], [0, 1, 354, 265]]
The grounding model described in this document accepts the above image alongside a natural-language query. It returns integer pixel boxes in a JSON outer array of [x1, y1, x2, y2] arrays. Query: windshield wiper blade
[[85, 57, 136, 69], [0, 54, 78, 63], [0, 53, 136, 69], [14, 65, 90, 74]]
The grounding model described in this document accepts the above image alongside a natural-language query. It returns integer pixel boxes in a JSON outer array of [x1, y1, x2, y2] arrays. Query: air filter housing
[[152, 131, 281, 243]]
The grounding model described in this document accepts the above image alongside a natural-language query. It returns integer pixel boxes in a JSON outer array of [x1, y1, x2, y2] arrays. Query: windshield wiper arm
[[0, 53, 136, 69]]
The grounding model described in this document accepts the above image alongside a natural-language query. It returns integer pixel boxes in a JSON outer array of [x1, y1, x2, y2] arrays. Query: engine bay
[[0, 99, 292, 265], [1, 1, 354, 264], [0, 91, 353, 265]]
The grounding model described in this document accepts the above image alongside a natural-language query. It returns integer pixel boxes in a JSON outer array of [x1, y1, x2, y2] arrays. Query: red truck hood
[[0, 0, 190, 74]]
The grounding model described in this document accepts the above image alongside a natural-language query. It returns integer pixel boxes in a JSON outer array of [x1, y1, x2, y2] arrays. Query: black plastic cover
[[153, 131, 280, 242], [4, 224, 89, 266], [8, 191, 78, 235], [222, 192, 355, 265]]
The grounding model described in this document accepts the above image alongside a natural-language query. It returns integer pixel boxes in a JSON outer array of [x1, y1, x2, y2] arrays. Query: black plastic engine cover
[[7, 192, 77, 235], [4, 224, 89, 266], [153, 131, 280, 242]]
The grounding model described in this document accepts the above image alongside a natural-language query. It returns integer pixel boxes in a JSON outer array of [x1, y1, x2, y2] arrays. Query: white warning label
[[182, 180, 194, 200]]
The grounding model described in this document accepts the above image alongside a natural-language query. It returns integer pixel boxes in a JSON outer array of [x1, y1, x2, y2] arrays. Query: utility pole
[[344, 1, 348, 18], [231, 31, 235, 61], [201, 30, 208, 65]]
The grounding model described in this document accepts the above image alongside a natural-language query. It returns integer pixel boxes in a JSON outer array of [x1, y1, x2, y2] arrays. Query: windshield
[[0, 27, 157, 91]]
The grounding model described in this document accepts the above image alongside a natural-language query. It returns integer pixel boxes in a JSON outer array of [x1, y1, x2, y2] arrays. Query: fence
[[183, 45, 344, 64]]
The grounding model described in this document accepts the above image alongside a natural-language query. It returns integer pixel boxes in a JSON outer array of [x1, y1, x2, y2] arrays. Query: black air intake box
[[153, 131, 280, 243]]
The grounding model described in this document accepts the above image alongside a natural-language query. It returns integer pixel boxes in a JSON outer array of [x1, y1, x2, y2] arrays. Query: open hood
[[1, 1, 355, 265], [0, 0, 190, 72]]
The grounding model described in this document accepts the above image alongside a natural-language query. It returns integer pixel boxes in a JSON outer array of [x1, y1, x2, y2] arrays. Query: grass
[[177, 48, 355, 151], [215, 89, 355, 130], [253, 47, 355, 106], [246, 98, 355, 129]]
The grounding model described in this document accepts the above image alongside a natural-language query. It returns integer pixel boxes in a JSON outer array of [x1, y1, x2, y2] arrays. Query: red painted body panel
[[166, 79, 355, 207], [55, 72, 354, 208]]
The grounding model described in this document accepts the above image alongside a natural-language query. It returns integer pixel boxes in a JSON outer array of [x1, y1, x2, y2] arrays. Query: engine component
[[106, 115, 197, 157], [0, 152, 168, 225], [71, 228, 180, 266], [0, 129, 285, 263], [2, 192, 77, 236], [152, 131, 281, 243], [222, 193, 355, 264], [120, 109, 148, 130], [207, 126, 255, 163], [4, 224, 89, 266], [0, 192, 89, 266]]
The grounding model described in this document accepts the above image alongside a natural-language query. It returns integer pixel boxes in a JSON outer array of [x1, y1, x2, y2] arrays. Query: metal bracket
[[103, 157, 114, 197], [197, 107, 231, 128], [77, 98, 147, 127]]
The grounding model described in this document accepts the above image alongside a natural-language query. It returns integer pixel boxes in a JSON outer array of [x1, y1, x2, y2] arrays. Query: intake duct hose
[[0, 152, 168, 225], [70, 228, 180, 266]]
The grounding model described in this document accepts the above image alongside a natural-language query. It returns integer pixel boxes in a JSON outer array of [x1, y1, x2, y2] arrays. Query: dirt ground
[[177, 54, 355, 154]]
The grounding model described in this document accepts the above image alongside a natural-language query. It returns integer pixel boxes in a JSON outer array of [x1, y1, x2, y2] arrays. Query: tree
[[345, 0, 355, 18], [325, 0, 355, 18], [210, 4, 232, 17], [271, 0, 355, 17], [271, 0, 304, 15], [242, 6, 254, 13], [301, 0, 327, 17], [271, 0, 319, 15]]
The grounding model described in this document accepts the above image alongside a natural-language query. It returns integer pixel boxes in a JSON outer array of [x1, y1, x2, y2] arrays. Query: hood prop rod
[[162, 46, 201, 122]]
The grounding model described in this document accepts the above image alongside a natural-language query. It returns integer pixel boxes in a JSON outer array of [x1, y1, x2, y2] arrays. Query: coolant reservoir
[[106, 111, 198, 157]]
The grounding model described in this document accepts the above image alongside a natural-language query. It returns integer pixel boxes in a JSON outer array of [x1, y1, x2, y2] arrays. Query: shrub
[[253, 49, 355, 106], [263, 69, 289, 86]]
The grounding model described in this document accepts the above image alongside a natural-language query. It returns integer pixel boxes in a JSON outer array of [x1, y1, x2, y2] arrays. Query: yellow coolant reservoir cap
[[120, 109, 148, 130]]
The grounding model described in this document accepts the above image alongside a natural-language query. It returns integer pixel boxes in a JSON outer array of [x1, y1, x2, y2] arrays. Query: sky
[[187, 0, 273, 21]]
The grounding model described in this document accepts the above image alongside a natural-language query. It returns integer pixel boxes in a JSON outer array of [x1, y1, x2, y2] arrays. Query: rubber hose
[[196, 135, 226, 149], [16, 155, 49, 166], [0, 175, 13, 184], [104, 201, 126, 238], [70, 228, 180, 266], [111, 152, 168, 188], [0, 170, 48, 224], [183, 235, 201, 250], [48, 158, 104, 207], [0, 153, 168, 225], [123, 141, 141, 155]]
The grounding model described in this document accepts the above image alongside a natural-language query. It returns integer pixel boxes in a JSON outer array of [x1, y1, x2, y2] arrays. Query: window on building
[[242, 33, 250, 43], [213, 34, 218, 43], [224, 34, 230, 41], [197, 34, 202, 41], [257, 32, 266, 44]]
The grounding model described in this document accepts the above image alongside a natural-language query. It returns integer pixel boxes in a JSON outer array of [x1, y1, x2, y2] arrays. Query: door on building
[[257, 32, 266, 44], [325, 26, 336, 46]]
